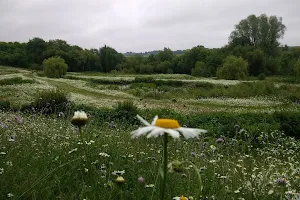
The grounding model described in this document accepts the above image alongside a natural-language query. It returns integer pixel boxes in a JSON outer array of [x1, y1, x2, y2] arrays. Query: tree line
[[0, 14, 300, 79]]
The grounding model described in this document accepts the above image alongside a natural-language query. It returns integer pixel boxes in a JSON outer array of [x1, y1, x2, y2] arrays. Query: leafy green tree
[[146, 54, 157, 66], [26, 37, 47, 64], [293, 59, 300, 80], [173, 46, 210, 74], [229, 14, 286, 55], [216, 56, 248, 80], [155, 61, 171, 73], [265, 56, 281, 75], [156, 48, 174, 62], [280, 51, 297, 75], [43, 56, 68, 78], [145, 64, 155, 74], [246, 48, 265, 76], [191, 61, 207, 77], [99, 45, 125, 72]]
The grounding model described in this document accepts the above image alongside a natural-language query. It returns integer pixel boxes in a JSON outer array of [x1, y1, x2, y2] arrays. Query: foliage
[[26, 37, 47, 64], [246, 48, 265, 76], [114, 100, 138, 123], [99, 45, 125, 72], [43, 56, 68, 78], [216, 56, 248, 80], [29, 89, 71, 115], [156, 61, 172, 73], [0, 21, 298, 78], [191, 61, 207, 77], [1, 110, 300, 199], [257, 73, 266, 80], [0, 77, 35, 86], [293, 59, 300, 80], [0, 100, 10, 111], [274, 111, 300, 138], [229, 14, 286, 55]]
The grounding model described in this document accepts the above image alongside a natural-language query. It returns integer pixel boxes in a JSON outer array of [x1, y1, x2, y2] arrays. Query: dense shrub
[[91, 78, 131, 85], [134, 76, 155, 83], [43, 56, 68, 78], [216, 56, 248, 80], [114, 100, 138, 123], [0, 77, 35, 86], [274, 112, 300, 138], [257, 73, 266, 80], [29, 89, 71, 115], [0, 100, 10, 111], [293, 59, 300, 80]]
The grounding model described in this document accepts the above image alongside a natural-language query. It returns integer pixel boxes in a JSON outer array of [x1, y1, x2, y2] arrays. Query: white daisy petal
[[131, 126, 154, 138], [136, 115, 151, 126], [177, 127, 205, 139], [151, 115, 158, 125], [164, 129, 180, 138], [147, 127, 164, 138]]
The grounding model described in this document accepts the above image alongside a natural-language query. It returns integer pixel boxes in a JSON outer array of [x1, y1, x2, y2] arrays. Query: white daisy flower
[[131, 115, 207, 139]]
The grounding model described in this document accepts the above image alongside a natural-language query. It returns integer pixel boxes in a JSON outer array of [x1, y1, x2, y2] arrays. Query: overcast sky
[[0, 0, 299, 52]]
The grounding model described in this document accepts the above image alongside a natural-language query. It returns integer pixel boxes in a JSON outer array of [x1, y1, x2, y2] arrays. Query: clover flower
[[277, 178, 287, 186], [131, 115, 207, 139], [15, 116, 22, 124], [216, 137, 224, 143], [138, 176, 145, 184]]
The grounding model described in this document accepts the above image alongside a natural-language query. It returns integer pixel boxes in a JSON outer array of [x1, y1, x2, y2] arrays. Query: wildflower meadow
[[1, 66, 300, 199]]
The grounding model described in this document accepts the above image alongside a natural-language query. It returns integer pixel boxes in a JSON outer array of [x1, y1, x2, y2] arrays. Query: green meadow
[[1, 66, 300, 200]]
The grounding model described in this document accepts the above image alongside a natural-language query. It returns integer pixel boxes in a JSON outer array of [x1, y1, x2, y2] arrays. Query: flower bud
[[115, 176, 125, 185], [71, 111, 88, 127], [168, 160, 183, 173]]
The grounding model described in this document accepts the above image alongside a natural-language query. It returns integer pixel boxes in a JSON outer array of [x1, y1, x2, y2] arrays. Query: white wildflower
[[131, 115, 207, 139]]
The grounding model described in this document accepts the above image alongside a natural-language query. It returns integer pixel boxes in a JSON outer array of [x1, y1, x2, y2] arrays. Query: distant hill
[[124, 49, 187, 56]]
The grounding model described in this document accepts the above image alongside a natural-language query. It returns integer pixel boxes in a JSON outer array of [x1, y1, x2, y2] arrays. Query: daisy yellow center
[[155, 119, 180, 129], [180, 196, 186, 200]]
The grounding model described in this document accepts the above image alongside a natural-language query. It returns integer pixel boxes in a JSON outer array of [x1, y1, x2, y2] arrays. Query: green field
[[1, 66, 300, 199]]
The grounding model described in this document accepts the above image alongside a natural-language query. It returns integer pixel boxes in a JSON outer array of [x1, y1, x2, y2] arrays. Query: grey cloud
[[0, 0, 299, 52]]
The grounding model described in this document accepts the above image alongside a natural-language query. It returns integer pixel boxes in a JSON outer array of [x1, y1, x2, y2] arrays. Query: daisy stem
[[79, 126, 98, 199], [160, 133, 168, 200]]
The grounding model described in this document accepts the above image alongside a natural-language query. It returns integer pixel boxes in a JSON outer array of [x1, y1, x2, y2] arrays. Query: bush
[[257, 73, 266, 80], [0, 77, 35, 86], [274, 112, 300, 138], [216, 56, 248, 80], [114, 100, 138, 123], [293, 59, 300, 80], [0, 100, 10, 111], [43, 56, 68, 78], [30, 89, 71, 115], [166, 68, 174, 74], [134, 77, 155, 83]]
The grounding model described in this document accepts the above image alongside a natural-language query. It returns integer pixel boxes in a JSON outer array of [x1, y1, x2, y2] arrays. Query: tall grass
[[0, 112, 299, 199]]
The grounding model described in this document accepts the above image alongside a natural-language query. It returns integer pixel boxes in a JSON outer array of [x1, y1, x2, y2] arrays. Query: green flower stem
[[150, 163, 162, 200], [79, 126, 98, 198], [184, 161, 203, 199], [120, 188, 123, 200], [160, 133, 168, 200]]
